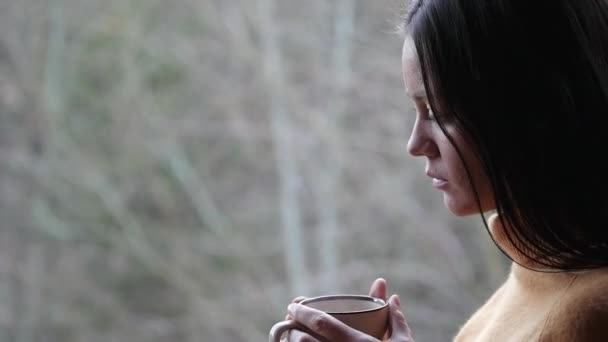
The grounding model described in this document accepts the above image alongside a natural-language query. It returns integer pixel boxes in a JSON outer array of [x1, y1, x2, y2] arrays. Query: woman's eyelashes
[[426, 104, 437, 121], [418, 102, 436, 122], [411, 100, 442, 123]]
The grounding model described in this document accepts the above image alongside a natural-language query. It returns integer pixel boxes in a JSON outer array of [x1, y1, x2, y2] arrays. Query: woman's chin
[[443, 193, 495, 217], [444, 195, 478, 217]]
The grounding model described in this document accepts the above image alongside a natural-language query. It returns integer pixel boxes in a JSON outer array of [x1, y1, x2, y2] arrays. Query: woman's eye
[[426, 105, 436, 121]]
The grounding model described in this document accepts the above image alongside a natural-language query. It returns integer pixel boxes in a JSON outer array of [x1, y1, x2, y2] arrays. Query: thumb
[[388, 295, 414, 342], [369, 278, 388, 301]]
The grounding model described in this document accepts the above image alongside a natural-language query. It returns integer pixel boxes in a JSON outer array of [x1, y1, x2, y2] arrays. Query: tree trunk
[[316, 0, 356, 293], [258, 0, 309, 295]]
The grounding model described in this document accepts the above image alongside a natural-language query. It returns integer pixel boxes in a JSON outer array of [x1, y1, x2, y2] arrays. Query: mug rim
[[299, 294, 388, 315]]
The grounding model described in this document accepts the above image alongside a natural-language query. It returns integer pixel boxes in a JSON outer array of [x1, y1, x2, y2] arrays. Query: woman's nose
[[407, 120, 439, 158]]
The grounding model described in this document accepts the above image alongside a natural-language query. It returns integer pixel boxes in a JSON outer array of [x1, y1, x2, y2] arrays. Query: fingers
[[286, 329, 323, 342], [287, 303, 369, 342], [387, 295, 415, 342], [292, 296, 307, 304], [286, 296, 308, 320], [369, 277, 388, 301]]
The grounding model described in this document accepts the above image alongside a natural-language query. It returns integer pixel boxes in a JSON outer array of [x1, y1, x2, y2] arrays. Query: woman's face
[[402, 37, 495, 216]]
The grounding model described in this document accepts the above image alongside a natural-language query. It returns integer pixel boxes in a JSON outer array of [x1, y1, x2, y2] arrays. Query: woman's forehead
[[402, 38, 426, 100]]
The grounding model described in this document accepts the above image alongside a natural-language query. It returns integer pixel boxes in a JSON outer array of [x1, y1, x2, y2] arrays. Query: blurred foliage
[[0, 0, 510, 341]]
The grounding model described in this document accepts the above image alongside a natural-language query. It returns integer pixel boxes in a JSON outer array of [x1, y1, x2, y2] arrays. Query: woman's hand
[[283, 278, 414, 341]]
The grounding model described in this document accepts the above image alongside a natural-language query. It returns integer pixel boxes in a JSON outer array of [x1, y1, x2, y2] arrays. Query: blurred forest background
[[0, 0, 510, 341]]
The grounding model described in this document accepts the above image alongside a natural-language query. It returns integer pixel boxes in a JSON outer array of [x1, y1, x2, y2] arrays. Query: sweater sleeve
[[540, 278, 608, 342]]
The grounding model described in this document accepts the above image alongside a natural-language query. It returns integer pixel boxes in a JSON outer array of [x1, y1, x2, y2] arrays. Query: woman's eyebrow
[[410, 94, 427, 102]]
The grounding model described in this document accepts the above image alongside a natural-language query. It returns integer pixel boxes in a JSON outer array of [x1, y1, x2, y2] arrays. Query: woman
[[284, 0, 608, 340]]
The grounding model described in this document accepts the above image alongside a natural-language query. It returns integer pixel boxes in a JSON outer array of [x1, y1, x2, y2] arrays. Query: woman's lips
[[427, 172, 448, 189], [432, 177, 449, 188]]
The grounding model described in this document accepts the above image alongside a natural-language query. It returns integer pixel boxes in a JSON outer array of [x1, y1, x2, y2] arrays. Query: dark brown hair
[[403, 0, 608, 270]]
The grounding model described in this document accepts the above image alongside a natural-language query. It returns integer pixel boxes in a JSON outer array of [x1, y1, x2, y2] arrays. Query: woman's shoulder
[[540, 268, 608, 341]]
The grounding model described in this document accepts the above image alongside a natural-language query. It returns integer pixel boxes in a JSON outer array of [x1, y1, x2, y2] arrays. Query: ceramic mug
[[269, 294, 389, 342]]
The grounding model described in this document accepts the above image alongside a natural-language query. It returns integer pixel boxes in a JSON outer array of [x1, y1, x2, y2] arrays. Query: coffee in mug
[[268, 295, 389, 342]]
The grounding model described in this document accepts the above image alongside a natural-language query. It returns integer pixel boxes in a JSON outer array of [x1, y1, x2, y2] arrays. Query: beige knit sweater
[[454, 214, 608, 342]]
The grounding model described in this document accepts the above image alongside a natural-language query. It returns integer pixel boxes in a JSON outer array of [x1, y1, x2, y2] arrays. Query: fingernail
[[287, 303, 296, 315], [394, 295, 401, 307]]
